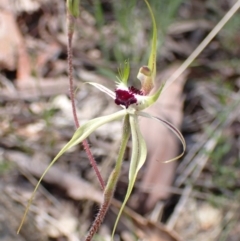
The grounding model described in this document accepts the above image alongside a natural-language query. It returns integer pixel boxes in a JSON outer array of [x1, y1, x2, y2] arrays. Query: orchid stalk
[[18, 0, 186, 240], [66, 0, 105, 190]]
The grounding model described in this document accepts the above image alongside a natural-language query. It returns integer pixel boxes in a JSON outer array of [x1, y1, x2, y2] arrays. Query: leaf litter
[[1, 0, 240, 240]]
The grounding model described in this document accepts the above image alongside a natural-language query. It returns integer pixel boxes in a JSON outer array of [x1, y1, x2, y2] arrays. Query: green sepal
[[138, 111, 186, 162], [145, 0, 157, 84], [112, 114, 147, 239], [64, 110, 126, 149], [128, 115, 147, 179], [87, 82, 115, 99], [147, 83, 165, 104], [18, 109, 126, 234]]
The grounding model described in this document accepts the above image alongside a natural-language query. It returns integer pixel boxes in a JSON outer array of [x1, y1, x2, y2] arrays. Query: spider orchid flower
[[18, 1, 186, 239]]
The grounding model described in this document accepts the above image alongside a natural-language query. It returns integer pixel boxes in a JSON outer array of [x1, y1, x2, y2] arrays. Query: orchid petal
[[147, 83, 165, 105], [117, 60, 130, 86], [138, 111, 186, 162], [112, 114, 147, 238], [133, 83, 164, 111], [146, 0, 157, 81], [87, 82, 115, 99], [18, 109, 126, 233]]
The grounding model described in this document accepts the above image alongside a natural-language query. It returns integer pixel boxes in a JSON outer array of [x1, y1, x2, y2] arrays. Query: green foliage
[[211, 137, 239, 190], [93, 0, 184, 64], [42, 107, 58, 127], [221, 11, 240, 52], [148, 0, 183, 34], [0, 159, 13, 175], [67, 0, 80, 17]]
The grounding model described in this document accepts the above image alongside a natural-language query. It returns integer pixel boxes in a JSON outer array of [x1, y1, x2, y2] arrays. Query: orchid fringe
[[67, 11, 105, 190], [84, 115, 130, 241]]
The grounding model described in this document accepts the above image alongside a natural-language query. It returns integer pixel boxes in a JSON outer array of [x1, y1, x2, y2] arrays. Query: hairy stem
[[85, 115, 130, 241], [67, 12, 105, 189]]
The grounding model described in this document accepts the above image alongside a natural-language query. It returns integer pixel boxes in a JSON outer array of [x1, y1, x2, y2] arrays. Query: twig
[[163, 0, 240, 91]]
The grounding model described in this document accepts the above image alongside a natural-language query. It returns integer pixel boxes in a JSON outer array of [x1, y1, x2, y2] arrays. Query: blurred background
[[0, 0, 240, 240]]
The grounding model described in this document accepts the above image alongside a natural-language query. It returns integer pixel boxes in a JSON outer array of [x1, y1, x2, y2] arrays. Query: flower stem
[[85, 114, 130, 241], [67, 12, 105, 190]]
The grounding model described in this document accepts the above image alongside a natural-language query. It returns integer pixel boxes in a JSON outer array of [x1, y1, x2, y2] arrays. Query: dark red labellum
[[128, 86, 143, 95], [115, 86, 143, 108]]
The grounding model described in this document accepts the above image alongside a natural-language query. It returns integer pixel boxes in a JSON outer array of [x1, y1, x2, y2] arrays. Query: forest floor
[[0, 0, 240, 241]]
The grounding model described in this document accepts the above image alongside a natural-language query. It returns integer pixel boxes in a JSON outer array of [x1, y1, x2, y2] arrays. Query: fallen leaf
[[112, 199, 183, 241], [0, 10, 20, 70], [0, 185, 48, 241], [0, 77, 69, 101], [0, 10, 31, 81], [6, 151, 103, 203], [134, 64, 189, 213]]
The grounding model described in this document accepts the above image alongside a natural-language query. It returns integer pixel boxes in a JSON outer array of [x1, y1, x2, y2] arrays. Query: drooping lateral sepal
[[112, 114, 147, 239], [138, 111, 186, 162]]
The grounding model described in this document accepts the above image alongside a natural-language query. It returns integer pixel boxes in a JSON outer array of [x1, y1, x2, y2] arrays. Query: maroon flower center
[[115, 86, 143, 108]]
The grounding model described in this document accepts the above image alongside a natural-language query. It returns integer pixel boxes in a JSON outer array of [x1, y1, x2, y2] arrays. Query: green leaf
[[112, 114, 147, 239], [18, 109, 126, 234], [87, 82, 115, 99], [138, 111, 186, 162]]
